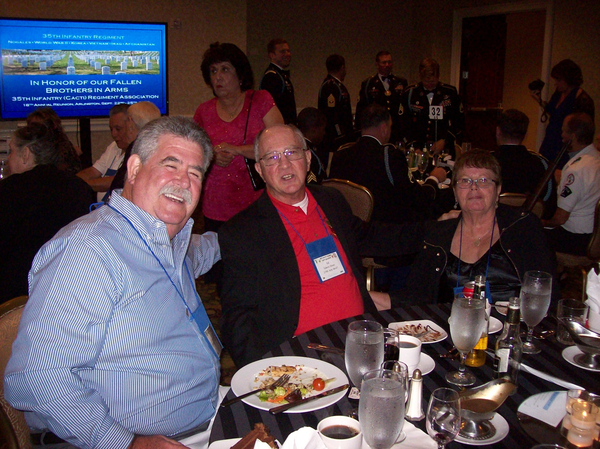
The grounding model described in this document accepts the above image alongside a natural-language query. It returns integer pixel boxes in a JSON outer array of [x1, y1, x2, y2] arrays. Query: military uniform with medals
[[355, 74, 408, 141], [398, 82, 464, 154], [260, 62, 297, 125], [318, 74, 354, 151]]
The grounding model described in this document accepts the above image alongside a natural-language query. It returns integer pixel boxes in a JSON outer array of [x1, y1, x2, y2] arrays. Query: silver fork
[[413, 325, 433, 339], [220, 374, 291, 407]]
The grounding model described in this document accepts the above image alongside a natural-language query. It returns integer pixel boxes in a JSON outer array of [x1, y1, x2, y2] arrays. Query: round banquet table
[[209, 304, 598, 448]]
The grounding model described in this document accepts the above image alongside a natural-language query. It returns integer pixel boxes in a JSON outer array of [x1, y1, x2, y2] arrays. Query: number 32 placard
[[429, 105, 443, 120]]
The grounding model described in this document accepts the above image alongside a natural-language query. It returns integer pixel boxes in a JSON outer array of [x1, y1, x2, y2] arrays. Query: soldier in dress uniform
[[399, 58, 464, 156], [260, 38, 297, 125], [297, 107, 328, 184], [355, 51, 408, 142], [318, 54, 354, 152]]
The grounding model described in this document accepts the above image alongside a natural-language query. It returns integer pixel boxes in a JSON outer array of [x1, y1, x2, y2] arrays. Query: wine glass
[[345, 320, 384, 387], [520, 270, 553, 354], [417, 151, 429, 177], [446, 293, 487, 386], [426, 387, 461, 449], [359, 368, 406, 449]]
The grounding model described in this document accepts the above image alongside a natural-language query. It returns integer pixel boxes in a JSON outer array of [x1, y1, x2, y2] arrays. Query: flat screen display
[[0, 18, 168, 119]]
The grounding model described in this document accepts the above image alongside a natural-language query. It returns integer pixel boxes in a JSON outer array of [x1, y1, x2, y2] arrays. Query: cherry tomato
[[313, 378, 325, 391]]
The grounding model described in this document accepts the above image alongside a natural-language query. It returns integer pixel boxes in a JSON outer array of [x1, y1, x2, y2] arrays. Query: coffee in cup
[[398, 334, 422, 374], [318, 416, 362, 449]]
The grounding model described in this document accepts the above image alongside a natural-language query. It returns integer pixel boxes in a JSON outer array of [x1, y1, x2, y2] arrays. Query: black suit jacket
[[329, 136, 442, 224], [219, 185, 422, 367]]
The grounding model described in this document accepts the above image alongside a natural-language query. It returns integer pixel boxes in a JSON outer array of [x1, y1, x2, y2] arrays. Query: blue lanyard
[[455, 216, 495, 291], [276, 204, 330, 245], [107, 204, 222, 358]]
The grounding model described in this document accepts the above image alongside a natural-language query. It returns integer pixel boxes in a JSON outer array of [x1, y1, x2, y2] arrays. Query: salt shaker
[[405, 369, 424, 421]]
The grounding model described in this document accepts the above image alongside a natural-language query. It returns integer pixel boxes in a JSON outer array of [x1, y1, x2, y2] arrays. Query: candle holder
[[567, 401, 598, 448]]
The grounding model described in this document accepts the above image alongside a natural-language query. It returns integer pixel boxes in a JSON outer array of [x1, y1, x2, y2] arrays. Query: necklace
[[219, 92, 245, 119], [467, 224, 493, 247]]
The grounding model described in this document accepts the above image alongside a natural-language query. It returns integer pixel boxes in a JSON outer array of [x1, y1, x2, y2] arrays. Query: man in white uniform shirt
[[542, 112, 600, 255], [77, 103, 131, 200]]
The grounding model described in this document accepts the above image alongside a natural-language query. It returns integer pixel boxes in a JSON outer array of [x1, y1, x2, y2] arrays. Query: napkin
[[397, 421, 437, 449], [281, 427, 326, 449], [520, 362, 584, 391], [279, 423, 436, 449], [585, 269, 600, 332]]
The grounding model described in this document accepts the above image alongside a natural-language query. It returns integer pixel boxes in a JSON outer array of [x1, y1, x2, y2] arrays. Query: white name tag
[[314, 251, 346, 282], [429, 105, 443, 120]]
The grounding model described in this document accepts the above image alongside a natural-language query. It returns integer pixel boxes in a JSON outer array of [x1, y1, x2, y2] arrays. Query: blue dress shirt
[[5, 191, 221, 449]]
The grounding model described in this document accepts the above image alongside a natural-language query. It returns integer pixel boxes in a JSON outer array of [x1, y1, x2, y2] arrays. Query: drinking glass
[[359, 368, 406, 449], [380, 361, 409, 442], [520, 270, 553, 354], [446, 293, 487, 386], [345, 320, 384, 387], [426, 388, 461, 449]]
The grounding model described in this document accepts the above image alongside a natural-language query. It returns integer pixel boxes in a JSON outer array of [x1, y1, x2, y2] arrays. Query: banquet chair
[[556, 198, 600, 299], [326, 141, 355, 177], [498, 192, 544, 219], [320, 179, 382, 291], [0, 295, 31, 449], [321, 178, 373, 222]]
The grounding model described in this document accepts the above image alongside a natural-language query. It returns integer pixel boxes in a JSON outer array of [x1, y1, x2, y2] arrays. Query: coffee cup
[[317, 416, 362, 449], [398, 334, 422, 374]]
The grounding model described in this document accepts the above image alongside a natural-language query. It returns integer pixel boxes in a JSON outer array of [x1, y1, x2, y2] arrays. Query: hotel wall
[[1, 0, 598, 160]]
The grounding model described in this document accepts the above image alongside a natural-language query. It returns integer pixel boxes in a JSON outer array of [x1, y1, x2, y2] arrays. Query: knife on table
[[269, 384, 349, 415], [307, 343, 345, 355]]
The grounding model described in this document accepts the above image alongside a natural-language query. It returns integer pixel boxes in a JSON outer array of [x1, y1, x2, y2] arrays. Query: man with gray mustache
[[5, 117, 223, 449]]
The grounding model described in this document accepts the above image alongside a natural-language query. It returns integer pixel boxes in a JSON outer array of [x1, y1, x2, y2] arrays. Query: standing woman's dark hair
[[551, 59, 584, 87], [200, 42, 254, 92]]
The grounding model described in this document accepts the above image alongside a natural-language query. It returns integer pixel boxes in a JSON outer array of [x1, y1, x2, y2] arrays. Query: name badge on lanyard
[[306, 234, 347, 282], [190, 306, 222, 358]]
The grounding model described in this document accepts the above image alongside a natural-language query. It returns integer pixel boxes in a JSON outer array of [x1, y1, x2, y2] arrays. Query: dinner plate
[[562, 346, 600, 372], [455, 413, 509, 445], [489, 316, 503, 334], [230, 356, 349, 413], [388, 320, 448, 344]]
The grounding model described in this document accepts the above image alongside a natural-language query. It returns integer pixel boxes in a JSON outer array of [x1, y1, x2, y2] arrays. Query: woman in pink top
[[194, 42, 284, 230]]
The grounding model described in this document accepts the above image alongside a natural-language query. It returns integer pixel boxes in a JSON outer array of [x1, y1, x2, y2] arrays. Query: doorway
[[450, 2, 553, 152]]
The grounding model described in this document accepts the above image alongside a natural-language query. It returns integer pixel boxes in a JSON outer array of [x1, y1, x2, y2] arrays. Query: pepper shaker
[[405, 369, 424, 421]]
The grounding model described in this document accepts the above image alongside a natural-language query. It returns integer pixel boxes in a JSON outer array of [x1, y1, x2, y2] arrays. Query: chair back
[[326, 141, 355, 176], [0, 296, 31, 449], [527, 150, 554, 203], [322, 179, 374, 222], [498, 192, 544, 219]]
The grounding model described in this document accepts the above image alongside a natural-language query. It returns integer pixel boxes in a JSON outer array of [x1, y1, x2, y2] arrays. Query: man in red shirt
[[219, 124, 424, 367]]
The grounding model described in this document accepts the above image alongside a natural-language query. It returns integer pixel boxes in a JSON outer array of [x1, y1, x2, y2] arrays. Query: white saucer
[[455, 413, 509, 446], [410, 353, 435, 377], [489, 317, 503, 334], [562, 345, 600, 372], [494, 301, 508, 316]]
